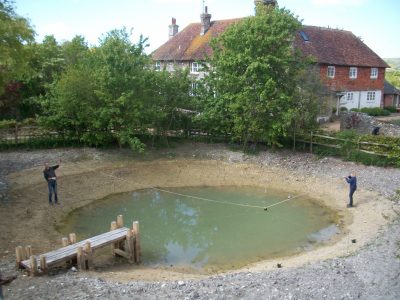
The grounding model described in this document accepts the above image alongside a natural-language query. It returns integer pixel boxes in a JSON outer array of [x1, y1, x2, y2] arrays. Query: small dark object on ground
[[264, 207, 268, 211], [352, 239, 357, 244], [277, 263, 282, 268], [0, 275, 17, 286], [372, 126, 380, 135]]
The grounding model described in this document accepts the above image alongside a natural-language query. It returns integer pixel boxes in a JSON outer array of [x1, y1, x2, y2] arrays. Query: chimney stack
[[200, 6, 211, 36], [169, 18, 179, 39]]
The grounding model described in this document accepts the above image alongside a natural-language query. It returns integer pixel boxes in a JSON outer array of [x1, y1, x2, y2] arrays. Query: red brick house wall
[[384, 94, 394, 107], [319, 65, 385, 92]]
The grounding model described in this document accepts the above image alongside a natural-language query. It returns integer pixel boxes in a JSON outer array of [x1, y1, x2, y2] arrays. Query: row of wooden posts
[[15, 215, 141, 276]]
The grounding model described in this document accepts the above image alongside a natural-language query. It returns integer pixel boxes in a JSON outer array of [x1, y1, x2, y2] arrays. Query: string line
[[56, 161, 305, 211], [152, 187, 304, 210]]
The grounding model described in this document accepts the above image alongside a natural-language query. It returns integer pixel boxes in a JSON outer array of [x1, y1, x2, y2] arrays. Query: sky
[[13, 0, 400, 58]]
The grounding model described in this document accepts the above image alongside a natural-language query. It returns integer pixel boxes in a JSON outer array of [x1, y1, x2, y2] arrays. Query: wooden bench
[[16, 215, 141, 276]]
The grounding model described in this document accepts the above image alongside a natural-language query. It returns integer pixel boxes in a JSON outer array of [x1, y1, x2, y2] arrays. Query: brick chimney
[[169, 18, 179, 39], [200, 6, 211, 36]]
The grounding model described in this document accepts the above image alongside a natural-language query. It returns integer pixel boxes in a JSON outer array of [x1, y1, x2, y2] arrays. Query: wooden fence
[[294, 132, 391, 157], [0, 125, 60, 145]]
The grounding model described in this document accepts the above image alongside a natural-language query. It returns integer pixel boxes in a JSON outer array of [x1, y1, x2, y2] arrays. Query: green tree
[[197, 5, 317, 147], [386, 70, 400, 89], [0, 0, 35, 117], [61, 35, 89, 67], [148, 68, 192, 146]]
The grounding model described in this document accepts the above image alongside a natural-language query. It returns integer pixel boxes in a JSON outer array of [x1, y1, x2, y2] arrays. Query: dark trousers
[[349, 188, 356, 206], [48, 180, 58, 203]]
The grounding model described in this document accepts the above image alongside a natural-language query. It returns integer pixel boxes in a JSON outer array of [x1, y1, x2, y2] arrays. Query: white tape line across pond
[[152, 187, 305, 211]]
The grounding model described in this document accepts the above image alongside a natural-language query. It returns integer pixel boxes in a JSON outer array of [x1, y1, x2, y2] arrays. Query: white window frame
[[327, 66, 335, 78], [370, 68, 378, 79], [347, 92, 354, 101], [155, 61, 161, 71], [190, 62, 200, 74], [349, 67, 358, 79], [367, 91, 376, 101], [189, 82, 198, 96]]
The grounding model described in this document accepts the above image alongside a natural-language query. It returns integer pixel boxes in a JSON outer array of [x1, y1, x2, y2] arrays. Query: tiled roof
[[384, 80, 400, 95], [152, 18, 241, 61], [153, 20, 389, 68], [295, 26, 389, 68]]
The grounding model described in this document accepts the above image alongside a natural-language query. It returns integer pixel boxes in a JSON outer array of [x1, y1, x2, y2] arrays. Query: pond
[[60, 186, 339, 272]]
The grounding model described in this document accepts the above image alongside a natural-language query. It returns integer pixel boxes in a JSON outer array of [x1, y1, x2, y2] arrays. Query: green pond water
[[60, 186, 339, 271]]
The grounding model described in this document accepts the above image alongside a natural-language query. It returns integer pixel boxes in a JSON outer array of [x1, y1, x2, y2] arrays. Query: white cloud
[[311, 0, 366, 6]]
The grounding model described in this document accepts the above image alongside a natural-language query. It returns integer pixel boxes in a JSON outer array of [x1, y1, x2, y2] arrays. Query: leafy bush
[[0, 120, 17, 129], [335, 130, 358, 158], [22, 118, 37, 126], [384, 106, 398, 113], [359, 107, 391, 116], [340, 107, 348, 112]]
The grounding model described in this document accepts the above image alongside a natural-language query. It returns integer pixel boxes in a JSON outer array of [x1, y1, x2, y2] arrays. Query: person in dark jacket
[[43, 161, 60, 205], [344, 173, 357, 207]]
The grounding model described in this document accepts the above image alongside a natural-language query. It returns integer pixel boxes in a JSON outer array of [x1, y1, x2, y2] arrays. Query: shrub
[[22, 118, 37, 126], [360, 107, 391, 116], [340, 107, 348, 112], [336, 130, 358, 159], [0, 119, 17, 129], [385, 106, 397, 113]]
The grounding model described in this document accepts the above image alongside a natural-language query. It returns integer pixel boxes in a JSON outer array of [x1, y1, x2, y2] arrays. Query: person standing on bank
[[344, 173, 357, 208], [44, 160, 61, 205]]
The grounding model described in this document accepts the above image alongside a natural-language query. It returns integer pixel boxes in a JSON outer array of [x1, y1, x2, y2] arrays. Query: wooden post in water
[[77, 246, 85, 270], [125, 229, 134, 263], [110, 221, 118, 255], [29, 255, 38, 277], [117, 215, 124, 228], [84, 241, 93, 270], [132, 221, 141, 263], [40, 256, 48, 275], [25, 246, 32, 258], [116, 215, 124, 250], [61, 237, 69, 247], [69, 233, 77, 244], [15, 246, 23, 268]]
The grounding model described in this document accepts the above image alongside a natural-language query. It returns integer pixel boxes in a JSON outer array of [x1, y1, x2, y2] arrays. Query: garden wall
[[340, 112, 400, 137]]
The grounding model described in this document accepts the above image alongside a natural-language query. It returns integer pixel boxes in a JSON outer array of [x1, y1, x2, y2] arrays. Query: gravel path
[[1, 145, 399, 300]]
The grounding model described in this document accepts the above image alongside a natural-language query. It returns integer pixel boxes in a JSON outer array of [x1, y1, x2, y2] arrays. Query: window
[[370, 68, 378, 79], [189, 82, 198, 96], [367, 91, 376, 101], [347, 92, 353, 101], [349, 67, 357, 79], [300, 31, 309, 42], [190, 62, 201, 74], [155, 61, 161, 71], [327, 66, 335, 78]]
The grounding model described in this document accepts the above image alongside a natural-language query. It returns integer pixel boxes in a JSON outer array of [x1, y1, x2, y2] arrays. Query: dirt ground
[[0, 143, 399, 299]]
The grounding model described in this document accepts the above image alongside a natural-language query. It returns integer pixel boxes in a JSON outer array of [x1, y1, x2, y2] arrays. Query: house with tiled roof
[[383, 80, 400, 109], [152, 0, 389, 113]]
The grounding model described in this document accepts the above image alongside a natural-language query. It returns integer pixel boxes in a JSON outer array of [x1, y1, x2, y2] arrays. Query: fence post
[[310, 131, 313, 154]]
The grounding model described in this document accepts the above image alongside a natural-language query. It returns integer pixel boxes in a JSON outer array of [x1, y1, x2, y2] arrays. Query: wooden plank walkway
[[20, 227, 129, 270], [16, 215, 141, 276]]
